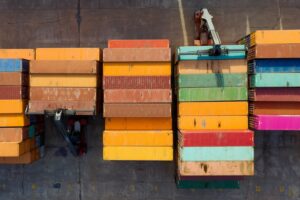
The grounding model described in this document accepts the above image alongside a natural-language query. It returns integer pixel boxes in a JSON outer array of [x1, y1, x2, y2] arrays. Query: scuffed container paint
[[103, 103, 171, 117], [178, 161, 254, 176], [249, 88, 300, 102], [103, 48, 171, 62], [103, 76, 171, 89], [30, 87, 97, 101], [104, 89, 172, 103], [108, 39, 169, 48]]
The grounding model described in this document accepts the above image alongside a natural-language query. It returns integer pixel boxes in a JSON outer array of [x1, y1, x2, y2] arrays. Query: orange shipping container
[[105, 117, 172, 130]]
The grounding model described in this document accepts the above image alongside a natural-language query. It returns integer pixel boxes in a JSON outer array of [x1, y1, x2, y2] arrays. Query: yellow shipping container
[[178, 116, 248, 130], [0, 49, 35, 60], [0, 100, 26, 114], [0, 114, 29, 127], [250, 30, 300, 47], [30, 75, 97, 87], [36, 48, 100, 60], [103, 63, 171, 76], [0, 139, 31, 157], [178, 102, 248, 116], [105, 117, 172, 130], [0, 148, 40, 164], [103, 147, 173, 161], [103, 130, 173, 146]]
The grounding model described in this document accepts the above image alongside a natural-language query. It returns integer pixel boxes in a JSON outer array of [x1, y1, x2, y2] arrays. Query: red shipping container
[[0, 86, 27, 99], [108, 39, 169, 48], [179, 130, 254, 147], [103, 76, 171, 89], [250, 102, 300, 115], [104, 89, 172, 103], [249, 88, 300, 102]]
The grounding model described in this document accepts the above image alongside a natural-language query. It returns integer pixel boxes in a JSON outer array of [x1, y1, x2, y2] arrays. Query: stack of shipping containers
[[0, 49, 44, 164], [176, 45, 254, 188], [103, 40, 173, 161], [28, 48, 100, 115], [240, 30, 300, 131]]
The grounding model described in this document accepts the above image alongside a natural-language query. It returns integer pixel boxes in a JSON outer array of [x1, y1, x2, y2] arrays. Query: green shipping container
[[250, 73, 300, 88], [177, 180, 240, 189], [178, 74, 247, 88], [178, 87, 248, 102]]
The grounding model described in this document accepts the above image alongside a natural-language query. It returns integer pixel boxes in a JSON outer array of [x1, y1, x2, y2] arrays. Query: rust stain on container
[[0, 127, 28, 142], [103, 103, 171, 117], [104, 89, 172, 103], [103, 48, 171, 62], [28, 101, 96, 115], [108, 39, 170, 48], [0, 86, 27, 99], [178, 161, 254, 176], [30, 87, 97, 101], [250, 102, 300, 115], [30, 60, 98, 74], [0, 72, 28, 86], [248, 44, 300, 60], [249, 88, 300, 102], [103, 76, 171, 89]]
